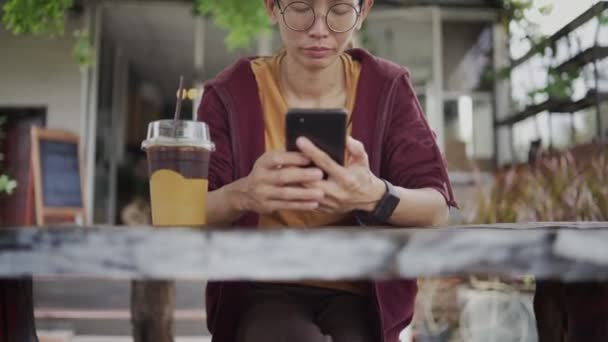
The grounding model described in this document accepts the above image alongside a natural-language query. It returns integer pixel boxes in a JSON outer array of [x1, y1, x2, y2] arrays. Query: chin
[[304, 58, 333, 70], [298, 53, 339, 71]]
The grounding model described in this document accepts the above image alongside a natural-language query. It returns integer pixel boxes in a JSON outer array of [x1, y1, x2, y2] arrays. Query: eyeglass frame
[[274, 0, 362, 33]]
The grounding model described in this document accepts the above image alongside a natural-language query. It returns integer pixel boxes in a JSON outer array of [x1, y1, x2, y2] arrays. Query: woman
[[198, 0, 457, 341]]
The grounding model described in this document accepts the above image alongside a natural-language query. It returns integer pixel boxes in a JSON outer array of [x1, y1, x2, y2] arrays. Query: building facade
[[0, 0, 506, 225]]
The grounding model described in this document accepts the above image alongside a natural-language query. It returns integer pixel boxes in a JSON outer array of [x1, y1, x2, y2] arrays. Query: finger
[[346, 137, 369, 163], [267, 200, 319, 212], [317, 205, 335, 213], [307, 180, 345, 200], [261, 151, 312, 168], [302, 180, 330, 193], [269, 167, 324, 185], [267, 185, 324, 202], [300, 181, 317, 189], [319, 196, 340, 209], [296, 137, 348, 179]]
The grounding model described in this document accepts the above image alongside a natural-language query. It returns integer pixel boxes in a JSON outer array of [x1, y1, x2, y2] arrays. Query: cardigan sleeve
[[196, 86, 234, 192], [382, 74, 457, 208]]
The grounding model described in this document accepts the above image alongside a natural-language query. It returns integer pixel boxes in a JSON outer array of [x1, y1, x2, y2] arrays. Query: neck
[[281, 54, 344, 103]]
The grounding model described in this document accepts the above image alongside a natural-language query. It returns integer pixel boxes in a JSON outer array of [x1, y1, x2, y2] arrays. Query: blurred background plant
[[195, 0, 271, 50], [452, 145, 608, 342], [1, 0, 272, 55], [0, 116, 17, 195], [1, 0, 95, 70], [468, 145, 608, 224], [1, 0, 72, 36]]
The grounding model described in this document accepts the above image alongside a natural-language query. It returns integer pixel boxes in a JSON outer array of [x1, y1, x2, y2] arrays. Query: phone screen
[[285, 108, 347, 166]]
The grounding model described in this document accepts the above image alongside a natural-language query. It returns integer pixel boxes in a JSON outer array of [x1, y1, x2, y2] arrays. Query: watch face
[[382, 194, 400, 218]]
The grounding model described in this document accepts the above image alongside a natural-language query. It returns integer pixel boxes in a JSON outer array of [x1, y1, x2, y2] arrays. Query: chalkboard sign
[[40, 141, 83, 207], [31, 127, 85, 225]]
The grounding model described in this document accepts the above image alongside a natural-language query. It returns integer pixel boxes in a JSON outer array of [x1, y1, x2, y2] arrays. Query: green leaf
[[600, 11, 608, 26], [0, 175, 17, 195], [2, 0, 73, 36], [497, 66, 512, 80], [195, 0, 271, 50], [538, 4, 554, 16], [508, 0, 534, 12], [73, 30, 94, 71]]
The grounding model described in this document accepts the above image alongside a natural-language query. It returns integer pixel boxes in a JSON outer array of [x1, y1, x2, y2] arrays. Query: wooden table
[[1, 222, 608, 341]]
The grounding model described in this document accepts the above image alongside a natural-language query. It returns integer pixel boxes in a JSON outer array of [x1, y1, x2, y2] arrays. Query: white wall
[[472, 96, 494, 159], [366, 8, 434, 84], [0, 20, 84, 136]]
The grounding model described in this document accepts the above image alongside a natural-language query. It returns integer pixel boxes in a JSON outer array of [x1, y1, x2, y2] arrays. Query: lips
[[302, 47, 332, 59], [306, 46, 330, 51]]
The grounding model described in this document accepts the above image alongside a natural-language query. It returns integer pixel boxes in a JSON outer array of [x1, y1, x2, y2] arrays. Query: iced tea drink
[[142, 120, 214, 227]]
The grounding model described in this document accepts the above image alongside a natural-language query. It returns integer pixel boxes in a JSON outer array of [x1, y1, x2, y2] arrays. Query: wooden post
[[534, 281, 608, 342], [0, 278, 38, 342], [130, 280, 175, 342], [534, 280, 566, 342]]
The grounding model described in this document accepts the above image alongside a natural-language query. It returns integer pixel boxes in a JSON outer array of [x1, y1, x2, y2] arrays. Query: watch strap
[[371, 179, 400, 223]]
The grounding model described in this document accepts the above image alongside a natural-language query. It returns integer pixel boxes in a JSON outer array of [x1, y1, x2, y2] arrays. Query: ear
[[355, 0, 374, 30], [264, 0, 280, 25]]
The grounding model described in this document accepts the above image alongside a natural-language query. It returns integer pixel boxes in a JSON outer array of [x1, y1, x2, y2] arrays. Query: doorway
[[0, 107, 46, 227]]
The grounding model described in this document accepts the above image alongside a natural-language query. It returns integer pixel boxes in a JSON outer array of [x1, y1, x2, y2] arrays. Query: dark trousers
[[236, 283, 377, 342]]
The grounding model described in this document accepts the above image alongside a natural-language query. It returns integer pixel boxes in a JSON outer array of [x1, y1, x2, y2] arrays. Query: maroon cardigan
[[197, 48, 456, 342]]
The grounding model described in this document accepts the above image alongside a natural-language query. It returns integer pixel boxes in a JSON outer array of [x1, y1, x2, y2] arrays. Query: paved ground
[[39, 331, 211, 342], [34, 277, 209, 337]]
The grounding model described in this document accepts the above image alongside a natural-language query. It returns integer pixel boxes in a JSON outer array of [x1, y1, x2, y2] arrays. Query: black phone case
[[285, 108, 347, 166]]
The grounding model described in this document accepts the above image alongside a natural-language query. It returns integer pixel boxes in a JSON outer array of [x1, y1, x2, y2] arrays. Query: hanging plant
[[1, 0, 96, 71], [1, 0, 272, 67], [2, 0, 73, 36], [72, 29, 94, 71], [194, 0, 271, 50]]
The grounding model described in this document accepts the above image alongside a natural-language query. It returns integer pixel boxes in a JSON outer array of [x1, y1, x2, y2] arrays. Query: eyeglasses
[[275, 1, 361, 33]]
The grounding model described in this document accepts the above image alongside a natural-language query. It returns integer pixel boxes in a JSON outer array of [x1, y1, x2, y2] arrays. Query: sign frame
[[30, 127, 86, 225]]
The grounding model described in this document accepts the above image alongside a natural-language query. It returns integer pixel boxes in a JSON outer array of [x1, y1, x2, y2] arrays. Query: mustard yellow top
[[251, 52, 367, 295], [251, 51, 360, 228]]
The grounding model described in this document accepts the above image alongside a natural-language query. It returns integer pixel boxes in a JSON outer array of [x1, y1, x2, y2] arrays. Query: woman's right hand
[[239, 151, 325, 214]]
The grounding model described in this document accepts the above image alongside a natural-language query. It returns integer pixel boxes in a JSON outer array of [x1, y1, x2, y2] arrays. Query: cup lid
[[141, 120, 215, 151]]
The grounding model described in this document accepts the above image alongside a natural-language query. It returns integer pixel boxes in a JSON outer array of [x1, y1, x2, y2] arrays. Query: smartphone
[[285, 108, 347, 167]]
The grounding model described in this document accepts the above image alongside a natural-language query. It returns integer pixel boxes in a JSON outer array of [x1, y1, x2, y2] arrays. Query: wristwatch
[[370, 179, 400, 223]]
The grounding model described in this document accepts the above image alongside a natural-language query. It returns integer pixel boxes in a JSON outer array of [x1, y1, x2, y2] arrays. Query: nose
[[308, 12, 330, 38]]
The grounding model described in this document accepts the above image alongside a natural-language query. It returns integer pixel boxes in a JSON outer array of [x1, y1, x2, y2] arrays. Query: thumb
[[346, 137, 368, 162]]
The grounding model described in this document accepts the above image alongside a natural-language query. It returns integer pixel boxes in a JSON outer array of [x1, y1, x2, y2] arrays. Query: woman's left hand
[[296, 136, 386, 214]]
